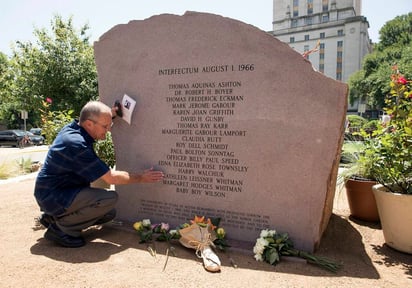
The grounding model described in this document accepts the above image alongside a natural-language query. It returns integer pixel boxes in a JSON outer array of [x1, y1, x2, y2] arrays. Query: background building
[[272, 0, 372, 112]]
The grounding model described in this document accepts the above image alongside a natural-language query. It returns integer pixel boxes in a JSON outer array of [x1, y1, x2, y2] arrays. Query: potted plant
[[339, 137, 380, 222], [368, 66, 412, 253], [91, 132, 116, 189]]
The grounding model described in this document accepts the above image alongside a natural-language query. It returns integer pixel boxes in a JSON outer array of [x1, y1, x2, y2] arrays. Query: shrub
[[367, 66, 412, 194], [347, 115, 367, 130], [362, 119, 380, 136], [94, 132, 116, 168], [41, 104, 74, 145]]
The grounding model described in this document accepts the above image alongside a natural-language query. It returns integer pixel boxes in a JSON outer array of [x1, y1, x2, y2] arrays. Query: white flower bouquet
[[253, 229, 341, 273]]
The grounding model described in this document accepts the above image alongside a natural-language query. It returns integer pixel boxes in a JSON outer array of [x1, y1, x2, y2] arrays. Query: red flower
[[46, 97, 53, 104], [397, 76, 408, 85]]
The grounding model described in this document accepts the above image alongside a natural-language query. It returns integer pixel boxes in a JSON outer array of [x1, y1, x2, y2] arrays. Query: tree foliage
[[348, 12, 412, 111], [0, 52, 19, 127], [0, 15, 97, 128], [0, 52, 7, 74], [378, 13, 412, 50], [40, 101, 74, 145], [0, 52, 9, 99]]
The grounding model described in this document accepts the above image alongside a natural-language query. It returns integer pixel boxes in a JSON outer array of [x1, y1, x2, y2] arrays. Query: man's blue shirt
[[34, 120, 110, 215]]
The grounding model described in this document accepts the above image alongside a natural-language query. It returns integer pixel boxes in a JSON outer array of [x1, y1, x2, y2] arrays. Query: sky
[[1, 0, 411, 56]]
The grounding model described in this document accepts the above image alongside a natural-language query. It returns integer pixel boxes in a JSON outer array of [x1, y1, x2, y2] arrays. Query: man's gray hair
[[79, 101, 111, 123]]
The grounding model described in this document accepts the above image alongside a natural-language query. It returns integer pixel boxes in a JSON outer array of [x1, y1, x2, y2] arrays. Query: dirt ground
[[0, 174, 411, 288]]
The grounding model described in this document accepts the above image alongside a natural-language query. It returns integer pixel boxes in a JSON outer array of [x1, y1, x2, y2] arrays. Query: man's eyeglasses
[[88, 119, 113, 130]]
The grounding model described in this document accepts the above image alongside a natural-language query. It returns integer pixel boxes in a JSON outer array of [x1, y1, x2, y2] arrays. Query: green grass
[[0, 157, 34, 179], [340, 141, 365, 167], [342, 141, 365, 155], [0, 160, 19, 179]]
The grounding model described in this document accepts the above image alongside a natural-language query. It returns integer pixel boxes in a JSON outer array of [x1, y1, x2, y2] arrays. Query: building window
[[306, 16, 312, 25], [322, 14, 329, 22], [319, 63, 325, 73], [320, 43, 325, 63], [304, 34, 310, 41], [307, 0, 313, 15], [322, 0, 329, 12], [338, 29, 344, 36], [293, 0, 299, 17], [336, 72, 342, 81], [319, 42, 325, 63], [336, 41, 343, 81], [304, 45, 310, 59], [290, 37, 295, 43], [291, 19, 298, 28], [320, 32, 325, 39]]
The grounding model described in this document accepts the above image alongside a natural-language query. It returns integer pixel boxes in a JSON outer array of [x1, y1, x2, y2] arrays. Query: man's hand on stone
[[140, 168, 164, 183], [111, 100, 123, 119]]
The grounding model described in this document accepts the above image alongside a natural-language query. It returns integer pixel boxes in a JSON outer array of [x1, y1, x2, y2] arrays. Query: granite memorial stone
[[94, 11, 348, 251]]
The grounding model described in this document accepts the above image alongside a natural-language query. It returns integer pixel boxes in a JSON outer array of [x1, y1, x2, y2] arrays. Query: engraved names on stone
[[158, 69, 252, 200], [139, 199, 270, 232]]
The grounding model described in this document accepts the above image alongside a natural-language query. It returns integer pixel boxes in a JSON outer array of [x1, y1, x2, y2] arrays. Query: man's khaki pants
[[55, 187, 118, 236]]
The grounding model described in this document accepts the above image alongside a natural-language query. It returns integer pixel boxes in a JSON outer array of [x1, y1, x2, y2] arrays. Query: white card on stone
[[121, 94, 136, 124]]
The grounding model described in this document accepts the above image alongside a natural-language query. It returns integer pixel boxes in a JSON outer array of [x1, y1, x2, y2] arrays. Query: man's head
[[79, 101, 113, 140]]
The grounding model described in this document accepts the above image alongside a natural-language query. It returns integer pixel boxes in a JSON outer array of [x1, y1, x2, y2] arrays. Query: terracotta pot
[[373, 184, 412, 254], [345, 178, 379, 222]]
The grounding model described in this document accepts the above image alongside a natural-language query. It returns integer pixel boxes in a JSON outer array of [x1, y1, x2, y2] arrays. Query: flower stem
[[285, 249, 341, 273]]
